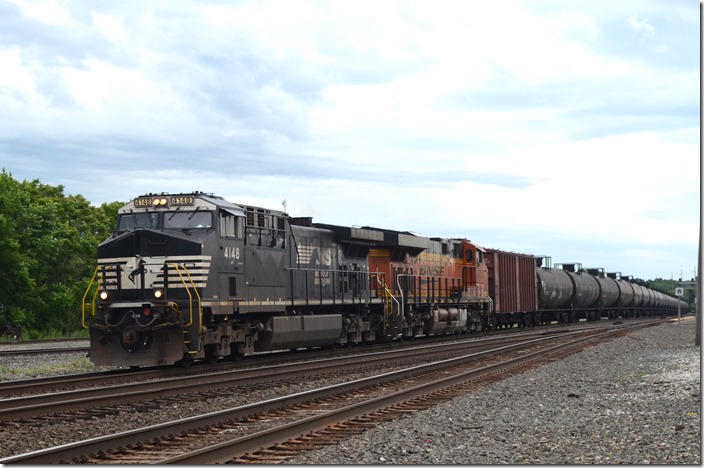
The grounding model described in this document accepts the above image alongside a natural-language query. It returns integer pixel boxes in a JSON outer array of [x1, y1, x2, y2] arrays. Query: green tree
[[0, 169, 121, 336]]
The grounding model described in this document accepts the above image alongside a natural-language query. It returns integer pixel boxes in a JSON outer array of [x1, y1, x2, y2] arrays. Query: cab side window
[[219, 211, 243, 238]]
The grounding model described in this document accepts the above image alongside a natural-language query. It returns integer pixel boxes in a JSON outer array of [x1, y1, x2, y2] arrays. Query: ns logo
[[297, 245, 333, 266]]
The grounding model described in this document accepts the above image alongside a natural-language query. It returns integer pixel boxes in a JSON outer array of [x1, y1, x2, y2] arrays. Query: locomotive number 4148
[[224, 247, 240, 260]]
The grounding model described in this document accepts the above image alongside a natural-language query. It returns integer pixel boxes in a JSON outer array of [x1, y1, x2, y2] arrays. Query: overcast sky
[[0, 0, 699, 281]]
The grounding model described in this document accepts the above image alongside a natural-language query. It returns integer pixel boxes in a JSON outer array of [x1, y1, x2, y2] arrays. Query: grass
[[0, 356, 95, 380]]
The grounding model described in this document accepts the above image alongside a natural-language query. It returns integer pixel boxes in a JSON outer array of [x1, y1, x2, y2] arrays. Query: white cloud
[[7, 0, 74, 26], [628, 14, 655, 38]]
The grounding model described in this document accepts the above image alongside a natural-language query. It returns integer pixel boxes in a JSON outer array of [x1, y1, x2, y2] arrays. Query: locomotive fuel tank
[[254, 315, 343, 351]]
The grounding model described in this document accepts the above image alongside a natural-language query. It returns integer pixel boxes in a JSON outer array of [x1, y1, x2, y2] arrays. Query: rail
[[0, 321, 659, 464]]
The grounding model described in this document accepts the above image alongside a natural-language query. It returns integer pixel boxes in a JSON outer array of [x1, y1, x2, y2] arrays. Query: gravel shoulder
[[285, 318, 701, 465]]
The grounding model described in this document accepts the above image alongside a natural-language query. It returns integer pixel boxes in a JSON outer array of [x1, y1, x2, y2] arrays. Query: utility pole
[[697, 223, 701, 346]]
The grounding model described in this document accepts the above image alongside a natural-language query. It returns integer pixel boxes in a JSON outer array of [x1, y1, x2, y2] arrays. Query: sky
[[0, 0, 700, 282]]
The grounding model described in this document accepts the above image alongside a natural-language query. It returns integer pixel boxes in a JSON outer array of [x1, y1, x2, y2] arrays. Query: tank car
[[536, 257, 572, 323], [586, 268, 619, 319], [537, 263, 620, 323], [536, 260, 597, 323]]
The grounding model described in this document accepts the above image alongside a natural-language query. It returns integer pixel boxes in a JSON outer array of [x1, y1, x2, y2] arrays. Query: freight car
[[479, 252, 686, 329], [82, 192, 687, 368]]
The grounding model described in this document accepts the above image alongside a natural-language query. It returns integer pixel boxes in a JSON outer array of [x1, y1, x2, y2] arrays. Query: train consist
[[82, 192, 688, 367]]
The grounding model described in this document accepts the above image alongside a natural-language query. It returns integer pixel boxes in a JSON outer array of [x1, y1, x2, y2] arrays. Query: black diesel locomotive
[[82, 192, 687, 367]]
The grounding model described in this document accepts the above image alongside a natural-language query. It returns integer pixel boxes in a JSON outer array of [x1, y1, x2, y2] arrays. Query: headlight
[[153, 289, 164, 299], [99, 291, 109, 301]]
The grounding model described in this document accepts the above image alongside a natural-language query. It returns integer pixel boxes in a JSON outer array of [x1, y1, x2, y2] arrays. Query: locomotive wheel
[[228, 343, 244, 361], [177, 354, 193, 367], [204, 345, 219, 364]]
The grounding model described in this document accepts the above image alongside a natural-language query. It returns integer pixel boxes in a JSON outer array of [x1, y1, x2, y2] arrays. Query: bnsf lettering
[[419, 266, 444, 276]]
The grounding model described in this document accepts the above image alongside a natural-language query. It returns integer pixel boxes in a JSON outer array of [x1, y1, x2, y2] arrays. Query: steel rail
[[0, 347, 90, 356], [0, 324, 565, 396], [0, 330, 573, 420], [164, 322, 656, 464], [0, 323, 657, 465], [0, 318, 648, 397]]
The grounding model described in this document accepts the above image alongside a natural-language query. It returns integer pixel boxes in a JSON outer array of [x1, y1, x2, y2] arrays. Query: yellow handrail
[[168, 263, 202, 328], [371, 272, 398, 333], [81, 262, 202, 330], [81, 265, 108, 329]]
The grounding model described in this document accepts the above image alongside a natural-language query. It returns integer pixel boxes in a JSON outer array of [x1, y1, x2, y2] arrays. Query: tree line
[[0, 169, 122, 338]]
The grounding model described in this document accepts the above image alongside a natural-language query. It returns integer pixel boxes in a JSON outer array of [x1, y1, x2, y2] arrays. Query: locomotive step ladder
[[372, 273, 401, 336]]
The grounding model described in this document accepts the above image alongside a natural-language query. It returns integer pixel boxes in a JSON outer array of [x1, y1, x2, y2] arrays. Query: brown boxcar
[[485, 248, 539, 327]]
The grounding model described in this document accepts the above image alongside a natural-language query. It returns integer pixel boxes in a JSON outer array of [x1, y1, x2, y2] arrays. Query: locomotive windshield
[[118, 213, 159, 231], [117, 211, 213, 232], [164, 211, 213, 230]]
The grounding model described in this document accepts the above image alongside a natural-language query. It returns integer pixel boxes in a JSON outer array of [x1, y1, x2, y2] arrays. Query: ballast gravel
[[285, 319, 701, 465], [0, 319, 700, 464]]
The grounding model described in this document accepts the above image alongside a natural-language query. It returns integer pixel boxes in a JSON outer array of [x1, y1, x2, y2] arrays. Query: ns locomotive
[[82, 192, 687, 367]]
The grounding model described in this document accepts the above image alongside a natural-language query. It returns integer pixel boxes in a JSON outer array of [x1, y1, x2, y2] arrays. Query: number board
[[134, 196, 195, 207], [170, 196, 195, 206], [134, 197, 154, 207]]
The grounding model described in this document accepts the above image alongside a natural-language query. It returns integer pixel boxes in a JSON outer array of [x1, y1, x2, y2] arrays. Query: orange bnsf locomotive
[[82, 192, 687, 367]]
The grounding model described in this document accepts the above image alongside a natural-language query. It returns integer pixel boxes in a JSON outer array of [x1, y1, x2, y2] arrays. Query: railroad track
[[0, 346, 90, 356], [1, 319, 615, 399], [0, 320, 660, 464], [0, 329, 577, 422]]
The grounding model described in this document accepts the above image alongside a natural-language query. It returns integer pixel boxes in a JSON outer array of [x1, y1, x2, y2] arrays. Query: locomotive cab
[[84, 193, 224, 366]]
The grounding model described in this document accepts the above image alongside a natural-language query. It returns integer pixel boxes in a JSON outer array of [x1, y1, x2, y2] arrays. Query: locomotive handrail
[[370, 272, 400, 335], [81, 265, 100, 329], [81, 265, 111, 329], [167, 263, 202, 328], [284, 267, 376, 305]]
